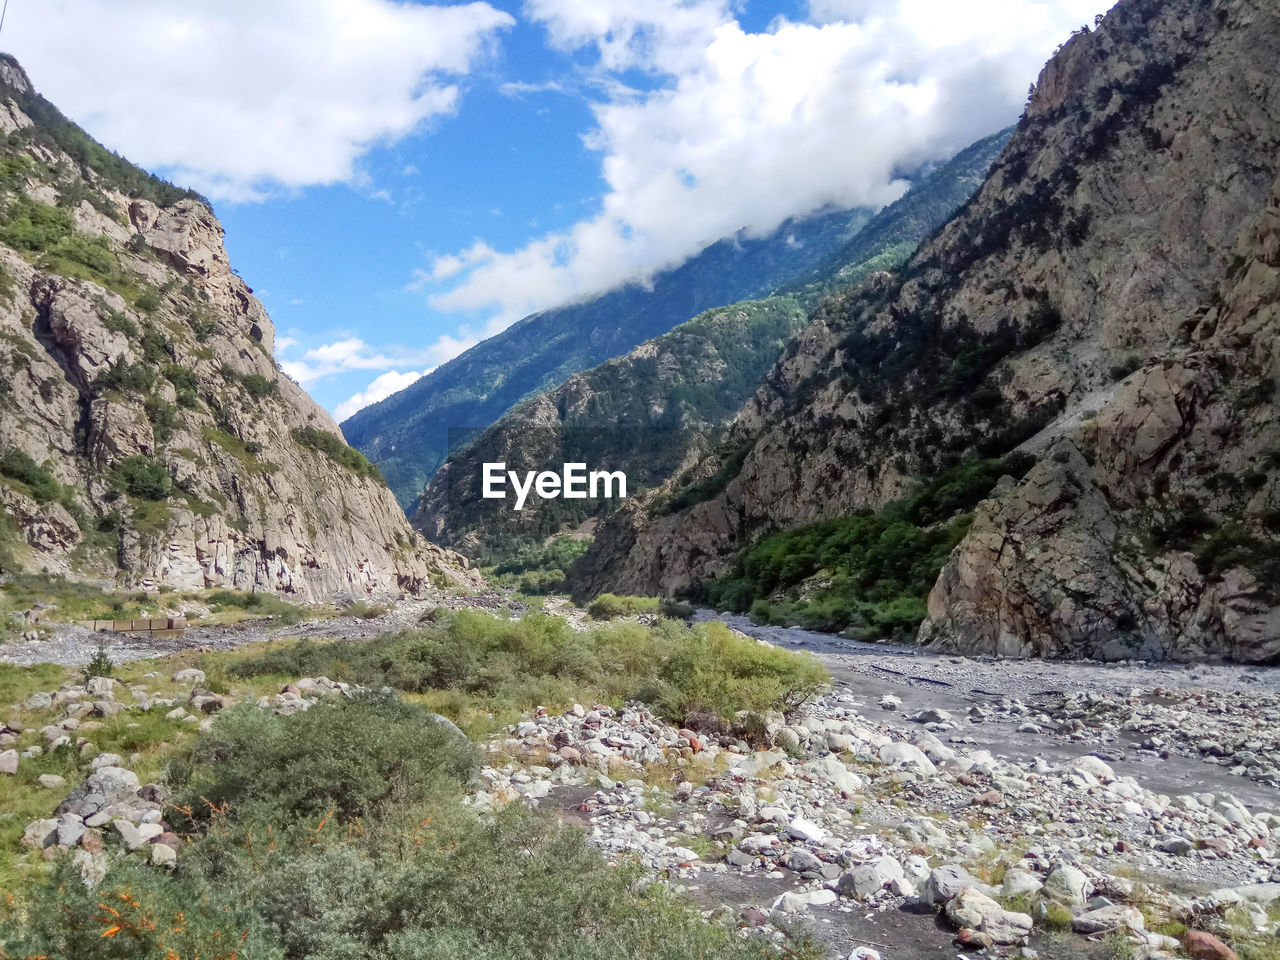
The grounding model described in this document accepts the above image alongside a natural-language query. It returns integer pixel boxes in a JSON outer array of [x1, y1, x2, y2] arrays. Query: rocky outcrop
[[581, 0, 1280, 660], [0, 57, 478, 599]]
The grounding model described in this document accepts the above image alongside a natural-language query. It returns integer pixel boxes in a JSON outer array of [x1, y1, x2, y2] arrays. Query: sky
[[3, 0, 1106, 422]]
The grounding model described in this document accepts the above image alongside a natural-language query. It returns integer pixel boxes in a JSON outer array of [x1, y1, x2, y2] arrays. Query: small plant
[[84, 638, 113, 681]]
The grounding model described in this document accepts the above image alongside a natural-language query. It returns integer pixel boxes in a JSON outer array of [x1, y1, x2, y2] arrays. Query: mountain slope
[[343, 204, 880, 510], [412, 130, 1011, 561], [0, 56, 478, 598], [579, 0, 1280, 662]]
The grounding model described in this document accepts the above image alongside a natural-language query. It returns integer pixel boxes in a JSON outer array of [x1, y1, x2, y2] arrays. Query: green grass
[[223, 608, 828, 733], [587, 593, 661, 619], [0, 573, 152, 624], [204, 589, 307, 625]]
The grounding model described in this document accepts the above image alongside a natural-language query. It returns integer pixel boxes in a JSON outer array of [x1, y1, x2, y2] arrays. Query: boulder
[[944, 888, 1033, 945], [924, 864, 975, 905]]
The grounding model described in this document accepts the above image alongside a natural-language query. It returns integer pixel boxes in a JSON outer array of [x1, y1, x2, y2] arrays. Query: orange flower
[[100, 926, 122, 939]]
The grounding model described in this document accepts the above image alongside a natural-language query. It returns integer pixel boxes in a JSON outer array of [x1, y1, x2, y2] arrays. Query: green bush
[[94, 359, 156, 396], [0, 448, 63, 503], [292, 425, 384, 482], [587, 593, 661, 619], [707, 454, 1034, 639], [226, 610, 827, 727], [0, 198, 72, 251], [108, 455, 172, 500], [171, 695, 481, 825], [205, 589, 304, 625]]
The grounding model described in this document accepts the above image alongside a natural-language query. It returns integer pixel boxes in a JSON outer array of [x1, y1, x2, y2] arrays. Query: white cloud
[[335, 369, 427, 421], [423, 0, 1105, 325], [5, 0, 513, 201], [281, 333, 482, 392]]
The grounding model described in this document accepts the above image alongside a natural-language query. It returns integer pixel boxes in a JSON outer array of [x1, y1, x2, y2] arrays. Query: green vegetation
[[205, 589, 306, 625], [587, 593, 661, 619], [5, 693, 815, 960], [293, 425, 384, 483], [707, 454, 1035, 639], [108, 455, 172, 500], [0, 53, 202, 206], [0, 448, 63, 503], [487, 535, 591, 594], [0, 573, 151, 623], [222, 365, 279, 399], [225, 609, 827, 731]]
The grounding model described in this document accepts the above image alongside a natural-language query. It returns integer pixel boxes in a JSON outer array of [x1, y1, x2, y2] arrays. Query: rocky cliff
[[0, 56, 479, 599], [580, 0, 1280, 661]]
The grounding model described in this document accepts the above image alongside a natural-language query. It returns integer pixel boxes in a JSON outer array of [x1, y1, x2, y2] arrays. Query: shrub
[[0, 198, 72, 251], [94, 359, 155, 395], [226, 610, 827, 727], [108, 455, 172, 500], [205, 589, 304, 625], [0, 448, 63, 503], [587, 593, 661, 619], [292, 425, 383, 482], [172, 694, 480, 825]]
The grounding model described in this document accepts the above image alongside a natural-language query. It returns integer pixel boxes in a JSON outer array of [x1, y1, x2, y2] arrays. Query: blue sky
[[5, 0, 1106, 421]]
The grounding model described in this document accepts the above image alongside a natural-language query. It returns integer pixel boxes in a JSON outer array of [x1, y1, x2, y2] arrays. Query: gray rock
[[1043, 864, 1091, 905], [0, 749, 17, 774], [1071, 905, 1145, 934], [945, 888, 1033, 945], [57, 766, 140, 819], [925, 864, 975, 905]]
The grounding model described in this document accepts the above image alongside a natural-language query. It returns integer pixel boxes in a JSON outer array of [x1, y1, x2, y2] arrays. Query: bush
[[205, 589, 304, 625], [292, 426, 384, 482], [587, 593, 661, 619], [226, 610, 827, 727], [171, 694, 480, 825], [0, 448, 63, 503], [706, 454, 1034, 639], [0, 198, 72, 251], [108, 455, 172, 500]]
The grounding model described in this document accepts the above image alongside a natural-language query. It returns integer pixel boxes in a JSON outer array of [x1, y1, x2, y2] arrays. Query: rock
[[1069, 755, 1116, 782], [112, 819, 146, 851], [0, 749, 17, 774], [22, 818, 58, 849], [37, 773, 66, 790], [786, 849, 824, 874], [878, 695, 902, 711], [924, 864, 975, 905], [150, 842, 177, 868], [806, 754, 861, 794], [944, 888, 1033, 945], [23, 692, 53, 711], [784, 816, 828, 843], [1071, 905, 1145, 934], [56, 813, 86, 848], [57, 766, 140, 819], [1001, 867, 1044, 898], [837, 855, 905, 899], [1043, 864, 1091, 905], [879, 742, 937, 776], [172, 669, 205, 685], [1183, 931, 1238, 960], [1159, 836, 1195, 855]]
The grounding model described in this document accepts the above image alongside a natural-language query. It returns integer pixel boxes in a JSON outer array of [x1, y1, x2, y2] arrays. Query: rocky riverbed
[[4, 602, 1279, 960]]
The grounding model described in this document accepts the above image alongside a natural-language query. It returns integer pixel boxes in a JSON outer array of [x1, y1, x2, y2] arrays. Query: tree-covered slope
[[342, 205, 878, 510]]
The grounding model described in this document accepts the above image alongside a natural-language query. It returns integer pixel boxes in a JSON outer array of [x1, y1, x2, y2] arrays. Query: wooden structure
[[76, 617, 187, 639]]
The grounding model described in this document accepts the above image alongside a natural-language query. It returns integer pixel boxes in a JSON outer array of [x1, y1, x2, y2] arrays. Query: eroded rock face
[[581, 0, 1280, 661], [0, 59, 479, 599]]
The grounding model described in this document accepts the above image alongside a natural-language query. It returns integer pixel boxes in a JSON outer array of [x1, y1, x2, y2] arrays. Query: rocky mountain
[[0, 56, 478, 599], [343, 204, 888, 511], [411, 131, 1011, 563], [580, 0, 1280, 662]]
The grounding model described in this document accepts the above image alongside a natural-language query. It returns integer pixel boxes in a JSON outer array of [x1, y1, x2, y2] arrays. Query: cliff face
[[580, 0, 1280, 660], [0, 58, 478, 599]]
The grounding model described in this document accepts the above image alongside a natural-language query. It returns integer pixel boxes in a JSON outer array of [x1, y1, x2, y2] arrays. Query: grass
[[221, 609, 829, 733], [291, 425, 384, 483], [588, 593, 661, 619]]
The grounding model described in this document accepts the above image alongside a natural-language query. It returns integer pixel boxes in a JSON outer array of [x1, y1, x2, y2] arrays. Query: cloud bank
[[4, 0, 514, 200], [423, 0, 1105, 327]]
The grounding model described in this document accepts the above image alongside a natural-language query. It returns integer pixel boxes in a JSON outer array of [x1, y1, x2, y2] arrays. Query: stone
[[37, 773, 66, 790], [837, 855, 905, 900], [944, 888, 1033, 945], [786, 849, 824, 873], [172, 669, 205, 685], [23, 692, 53, 711], [1071, 905, 1145, 934], [879, 742, 936, 776], [1043, 864, 1091, 905], [1183, 931, 1238, 960], [57, 766, 140, 819], [805, 754, 860, 794], [56, 813, 86, 848], [0, 749, 17, 774], [784, 816, 828, 843], [150, 842, 177, 868], [924, 864, 974, 905], [21, 818, 58, 849], [1001, 867, 1044, 898]]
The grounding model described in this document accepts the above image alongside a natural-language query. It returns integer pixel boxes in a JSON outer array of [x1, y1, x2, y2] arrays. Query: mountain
[[578, 0, 1280, 663], [343, 204, 892, 510], [411, 130, 1011, 563], [0, 56, 478, 598]]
